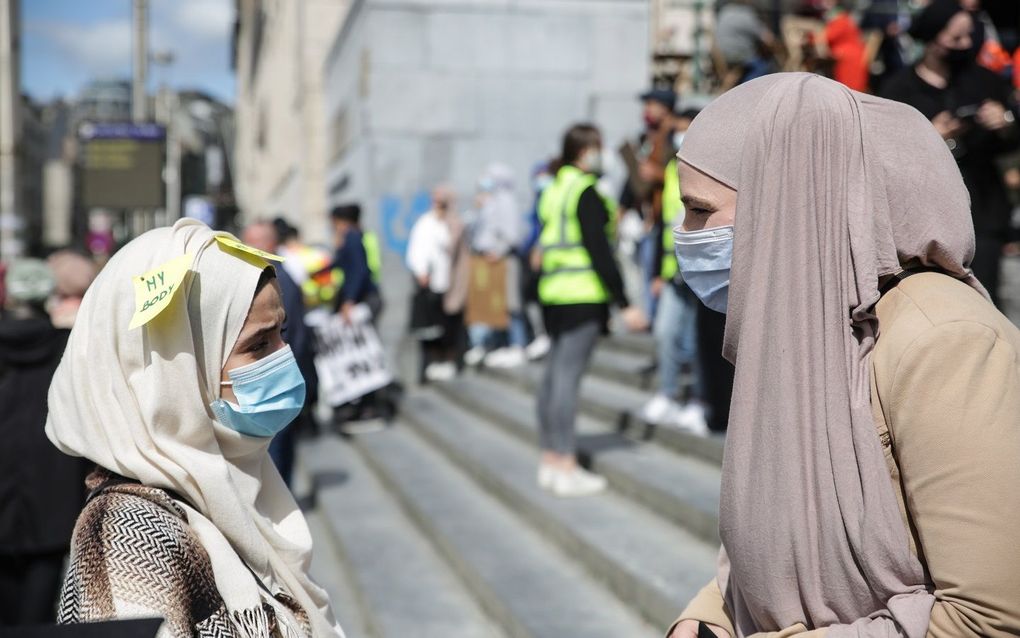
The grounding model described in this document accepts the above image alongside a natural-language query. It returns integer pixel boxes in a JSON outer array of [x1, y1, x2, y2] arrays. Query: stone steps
[[352, 424, 659, 638], [295, 332, 724, 637], [400, 390, 718, 629], [433, 372, 721, 546], [300, 436, 501, 638], [481, 361, 725, 467]]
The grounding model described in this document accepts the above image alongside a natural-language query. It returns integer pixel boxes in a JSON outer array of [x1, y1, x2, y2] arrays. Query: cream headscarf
[[678, 74, 984, 636], [46, 219, 341, 637]]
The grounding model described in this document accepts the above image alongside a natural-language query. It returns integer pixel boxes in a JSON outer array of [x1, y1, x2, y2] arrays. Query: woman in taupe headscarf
[[667, 73, 1020, 637]]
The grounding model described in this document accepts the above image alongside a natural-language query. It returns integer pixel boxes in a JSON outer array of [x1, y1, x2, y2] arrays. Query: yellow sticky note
[[128, 253, 194, 330], [215, 236, 284, 263]]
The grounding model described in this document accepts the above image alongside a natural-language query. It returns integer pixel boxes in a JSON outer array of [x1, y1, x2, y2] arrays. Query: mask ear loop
[[220, 381, 233, 387]]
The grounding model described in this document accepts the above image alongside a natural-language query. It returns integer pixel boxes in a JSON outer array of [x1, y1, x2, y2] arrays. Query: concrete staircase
[[298, 334, 725, 638]]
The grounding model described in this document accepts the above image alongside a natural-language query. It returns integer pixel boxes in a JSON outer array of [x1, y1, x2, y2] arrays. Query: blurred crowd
[[2, 0, 1020, 623]]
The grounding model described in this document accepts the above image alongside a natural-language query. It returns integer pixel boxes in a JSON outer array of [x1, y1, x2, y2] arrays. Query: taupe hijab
[[678, 73, 984, 636]]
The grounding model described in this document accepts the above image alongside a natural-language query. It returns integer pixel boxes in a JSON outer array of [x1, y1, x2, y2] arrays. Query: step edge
[[351, 431, 542, 638], [402, 405, 698, 631], [434, 380, 722, 545]]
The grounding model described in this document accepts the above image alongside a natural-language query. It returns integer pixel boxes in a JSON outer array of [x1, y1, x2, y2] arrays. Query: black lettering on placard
[[347, 361, 372, 378], [351, 327, 367, 349]]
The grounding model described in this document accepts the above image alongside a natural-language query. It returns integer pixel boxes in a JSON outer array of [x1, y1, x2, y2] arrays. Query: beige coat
[[672, 273, 1020, 637]]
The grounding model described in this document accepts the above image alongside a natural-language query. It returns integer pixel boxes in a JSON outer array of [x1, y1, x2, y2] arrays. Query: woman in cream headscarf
[[47, 220, 342, 637], [668, 74, 1020, 637]]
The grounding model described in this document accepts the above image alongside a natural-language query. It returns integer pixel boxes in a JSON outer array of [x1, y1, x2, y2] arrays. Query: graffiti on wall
[[379, 189, 432, 257]]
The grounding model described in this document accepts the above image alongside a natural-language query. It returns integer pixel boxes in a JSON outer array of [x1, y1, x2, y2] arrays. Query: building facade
[[233, 0, 350, 241], [320, 0, 649, 351]]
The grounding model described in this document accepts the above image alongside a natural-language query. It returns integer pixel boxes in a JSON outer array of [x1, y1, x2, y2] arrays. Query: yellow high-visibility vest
[[661, 158, 685, 280], [537, 165, 617, 305]]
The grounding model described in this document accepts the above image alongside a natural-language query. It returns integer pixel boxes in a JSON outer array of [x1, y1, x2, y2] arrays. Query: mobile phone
[[698, 622, 717, 638], [955, 104, 980, 120]]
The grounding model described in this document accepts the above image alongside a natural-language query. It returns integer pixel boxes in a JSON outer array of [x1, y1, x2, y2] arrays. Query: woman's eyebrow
[[681, 195, 717, 210], [236, 323, 278, 349]]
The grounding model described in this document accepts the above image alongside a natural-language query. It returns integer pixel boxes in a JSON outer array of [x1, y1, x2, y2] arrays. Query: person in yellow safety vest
[[330, 204, 383, 321], [641, 109, 710, 435], [297, 247, 338, 310], [271, 218, 339, 310], [535, 122, 648, 498]]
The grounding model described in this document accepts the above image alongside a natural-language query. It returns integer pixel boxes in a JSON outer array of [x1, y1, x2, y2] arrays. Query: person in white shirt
[[406, 185, 468, 381]]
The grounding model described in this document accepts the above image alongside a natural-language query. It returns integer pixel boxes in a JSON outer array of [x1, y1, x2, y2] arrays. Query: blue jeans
[[508, 313, 529, 348], [469, 313, 529, 349], [654, 283, 702, 399], [639, 234, 659, 321]]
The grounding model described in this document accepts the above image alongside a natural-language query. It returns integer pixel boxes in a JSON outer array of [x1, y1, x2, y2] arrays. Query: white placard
[[308, 306, 392, 407]]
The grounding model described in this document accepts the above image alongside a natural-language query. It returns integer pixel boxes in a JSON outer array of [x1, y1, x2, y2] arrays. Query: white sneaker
[[485, 347, 526, 368], [463, 347, 486, 367], [537, 464, 558, 490], [666, 402, 710, 436], [424, 361, 456, 382], [525, 335, 551, 360], [641, 394, 677, 426], [552, 467, 607, 497]]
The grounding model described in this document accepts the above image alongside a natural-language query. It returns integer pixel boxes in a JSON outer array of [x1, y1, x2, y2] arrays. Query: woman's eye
[[249, 340, 269, 354]]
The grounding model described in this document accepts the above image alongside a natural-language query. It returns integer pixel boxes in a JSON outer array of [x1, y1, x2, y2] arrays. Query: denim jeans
[[653, 283, 702, 399]]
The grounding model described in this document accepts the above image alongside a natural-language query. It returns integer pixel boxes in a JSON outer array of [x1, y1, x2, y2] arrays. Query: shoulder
[[64, 483, 223, 627], [873, 273, 1020, 400], [878, 67, 920, 100], [73, 483, 198, 564]]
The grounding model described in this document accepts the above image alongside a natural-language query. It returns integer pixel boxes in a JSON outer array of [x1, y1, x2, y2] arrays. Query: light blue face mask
[[210, 344, 306, 438], [674, 225, 734, 313]]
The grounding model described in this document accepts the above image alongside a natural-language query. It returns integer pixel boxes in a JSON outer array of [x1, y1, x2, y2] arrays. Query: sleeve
[[405, 220, 430, 278], [651, 216, 666, 281], [886, 321, 1020, 636], [988, 74, 1020, 154], [337, 233, 371, 305], [667, 578, 736, 637], [577, 186, 629, 307]]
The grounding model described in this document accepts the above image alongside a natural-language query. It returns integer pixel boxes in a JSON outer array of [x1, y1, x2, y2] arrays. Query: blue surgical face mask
[[210, 344, 306, 437], [674, 225, 733, 313]]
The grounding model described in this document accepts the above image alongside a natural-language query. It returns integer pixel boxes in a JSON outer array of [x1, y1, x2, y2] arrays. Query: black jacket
[[0, 316, 90, 554]]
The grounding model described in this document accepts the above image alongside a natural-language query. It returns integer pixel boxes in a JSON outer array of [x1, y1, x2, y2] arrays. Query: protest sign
[[308, 306, 391, 406]]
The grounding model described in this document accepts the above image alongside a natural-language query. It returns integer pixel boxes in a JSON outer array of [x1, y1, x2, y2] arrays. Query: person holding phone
[[667, 73, 1020, 637], [880, 0, 1019, 306]]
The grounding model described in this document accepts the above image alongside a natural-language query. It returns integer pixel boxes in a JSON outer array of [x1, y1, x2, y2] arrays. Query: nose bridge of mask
[[226, 344, 294, 386], [673, 224, 734, 245]]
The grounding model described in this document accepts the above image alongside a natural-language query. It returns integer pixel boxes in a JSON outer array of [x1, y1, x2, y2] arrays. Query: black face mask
[[944, 46, 977, 72]]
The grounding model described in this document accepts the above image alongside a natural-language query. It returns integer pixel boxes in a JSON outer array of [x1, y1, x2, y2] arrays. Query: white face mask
[[581, 148, 603, 174], [674, 225, 734, 313]]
